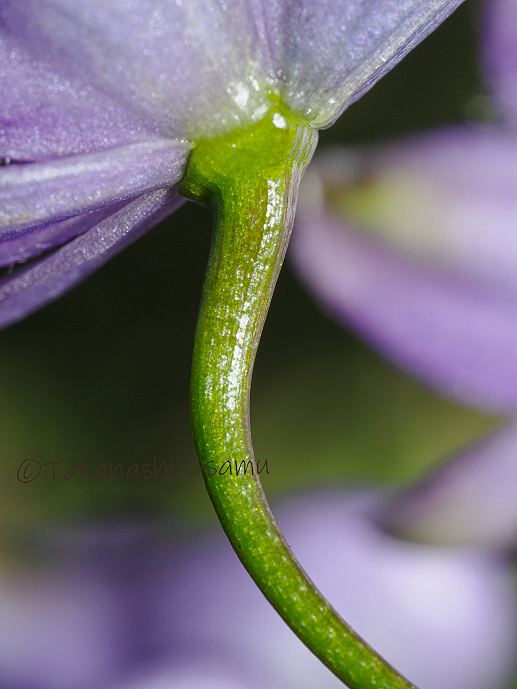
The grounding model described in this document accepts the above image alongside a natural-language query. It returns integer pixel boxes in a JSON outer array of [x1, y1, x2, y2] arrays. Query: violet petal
[[304, 129, 517, 292], [276, 0, 465, 128], [0, 202, 128, 267], [0, 569, 122, 689], [3, 493, 515, 689], [0, 522, 166, 689], [0, 23, 163, 161], [292, 130, 517, 412], [114, 654, 266, 689], [0, 140, 189, 238], [1, 0, 465, 143], [293, 208, 517, 413], [0, 189, 185, 329], [1, 0, 274, 142]]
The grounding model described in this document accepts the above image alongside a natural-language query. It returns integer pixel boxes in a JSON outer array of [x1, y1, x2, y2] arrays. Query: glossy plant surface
[[180, 102, 417, 689]]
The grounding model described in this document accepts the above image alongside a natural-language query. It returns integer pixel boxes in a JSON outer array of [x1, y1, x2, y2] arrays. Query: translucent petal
[[1, 0, 275, 142], [1, 0, 465, 144], [0, 23, 163, 160], [272, 0, 465, 127], [0, 202, 127, 267], [0, 140, 189, 240], [0, 189, 185, 329]]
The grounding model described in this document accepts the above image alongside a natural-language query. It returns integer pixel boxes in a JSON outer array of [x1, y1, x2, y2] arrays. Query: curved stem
[[180, 104, 418, 689]]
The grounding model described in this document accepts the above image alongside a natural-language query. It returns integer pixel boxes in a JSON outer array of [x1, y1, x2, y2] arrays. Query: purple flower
[[152, 489, 517, 689], [0, 523, 160, 689], [2, 486, 516, 689], [0, 0, 463, 329], [291, 0, 517, 547]]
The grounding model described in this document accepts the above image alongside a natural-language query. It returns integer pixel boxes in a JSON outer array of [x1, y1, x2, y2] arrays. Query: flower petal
[[0, 189, 185, 329], [318, 129, 517, 292], [383, 420, 517, 548], [0, 139, 189, 242], [0, 522, 164, 689], [2, 0, 465, 140], [484, 0, 517, 127], [2, 0, 275, 142], [275, 0, 465, 128], [293, 208, 517, 412], [0, 23, 164, 161], [292, 130, 517, 412], [0, 202, 127, 267]]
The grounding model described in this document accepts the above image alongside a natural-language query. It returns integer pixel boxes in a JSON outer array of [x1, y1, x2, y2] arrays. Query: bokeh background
[[1, 0, 514, 684]]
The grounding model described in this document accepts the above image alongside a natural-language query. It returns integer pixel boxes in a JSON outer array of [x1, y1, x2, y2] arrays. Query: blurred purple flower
[[0, 0, 463, 329], [291, 0, 517, 547], [152, 489, 517, 689], [2, 487, 516, 689]]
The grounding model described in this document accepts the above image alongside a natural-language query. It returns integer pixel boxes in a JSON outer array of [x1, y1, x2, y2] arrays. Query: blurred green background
[[0, 0, 500, 536]]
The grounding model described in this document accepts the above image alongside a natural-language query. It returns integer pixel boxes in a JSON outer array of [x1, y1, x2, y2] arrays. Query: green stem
[[180, 103, 417, 689]]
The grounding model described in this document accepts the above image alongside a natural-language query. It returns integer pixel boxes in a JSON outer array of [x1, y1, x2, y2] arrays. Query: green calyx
[[180, 97, 310, 202], [179, 101, 418, 689]]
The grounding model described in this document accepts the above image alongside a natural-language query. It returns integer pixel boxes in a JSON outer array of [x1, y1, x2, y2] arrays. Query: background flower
[[154, 488, 517, 689], [2, 486, 516, 689]]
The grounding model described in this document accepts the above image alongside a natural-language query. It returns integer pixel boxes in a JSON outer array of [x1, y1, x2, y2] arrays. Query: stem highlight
[[180, 103, 418, 689]]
